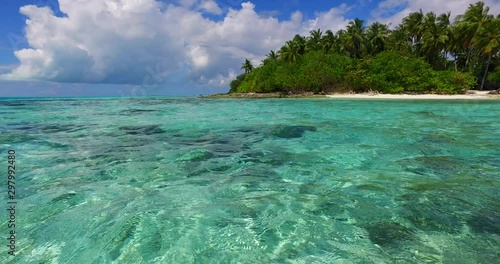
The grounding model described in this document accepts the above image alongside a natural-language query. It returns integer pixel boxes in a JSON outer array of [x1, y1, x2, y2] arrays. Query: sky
[[1, 0, 500, 97]]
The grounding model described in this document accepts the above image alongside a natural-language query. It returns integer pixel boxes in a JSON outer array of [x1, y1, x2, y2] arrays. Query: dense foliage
[[229, 1, 497, 94], [349, 52, 475, 94]]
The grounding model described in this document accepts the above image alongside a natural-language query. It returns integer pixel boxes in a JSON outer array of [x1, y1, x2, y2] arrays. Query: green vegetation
[[230, 1, 497, 94]]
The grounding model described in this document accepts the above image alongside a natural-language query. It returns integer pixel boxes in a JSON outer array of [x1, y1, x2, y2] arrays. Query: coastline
[[201, 92, 326, 98], [326, 91, 500, 100], [202, 90, 500, 99]]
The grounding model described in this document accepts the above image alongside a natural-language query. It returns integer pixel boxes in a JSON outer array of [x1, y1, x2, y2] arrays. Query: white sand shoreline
[[326, 91, 500, 100]]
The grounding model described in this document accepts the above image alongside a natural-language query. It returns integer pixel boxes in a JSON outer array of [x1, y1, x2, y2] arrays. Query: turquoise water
[[1, 97, 499, 263]]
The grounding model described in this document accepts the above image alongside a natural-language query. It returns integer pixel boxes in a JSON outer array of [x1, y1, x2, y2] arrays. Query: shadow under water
[[1, 98, 499, 263]]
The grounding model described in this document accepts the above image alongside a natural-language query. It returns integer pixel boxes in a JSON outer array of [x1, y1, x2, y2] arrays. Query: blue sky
[[0, 0, 497, 97]]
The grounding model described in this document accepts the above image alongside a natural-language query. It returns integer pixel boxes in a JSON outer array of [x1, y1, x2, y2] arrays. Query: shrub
[[229, 73, 247, 93], [361, 51, 434, 93], [295, 51, 354, 93], [229, 50, 471, 95], [487, 66, 500, 88], [236, 52, 354, 93], [430, 71, 475, 94]]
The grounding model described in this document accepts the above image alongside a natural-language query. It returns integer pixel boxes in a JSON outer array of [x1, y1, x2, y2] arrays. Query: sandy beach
[[327, 91, 500, 100], [203, 91, 500, 99]]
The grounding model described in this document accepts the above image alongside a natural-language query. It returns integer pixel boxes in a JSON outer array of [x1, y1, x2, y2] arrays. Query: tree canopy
[[230, 1, 499, 94], [241, 59, 254, 74]]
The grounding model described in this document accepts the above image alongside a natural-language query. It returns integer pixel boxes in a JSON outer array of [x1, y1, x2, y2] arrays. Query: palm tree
[[343, 18, 365, 58], [266, 50, 279, 60], [262, 50, 279, 65], [279, 41, 302, 63], [438, 12, 451, 27], [421, 12, 449, 68], [321, 30, 338, 53], [335, 29, 349, 55], [456, 1, 493, 70], [241, 59, 254, 74], [366, 22, 389, 54], [473, 17, 500, 90], [402, 10, 424, 55], [306, 29, 323, 51], [438, 12, 453, 66], [387, 27, 410, 53], [292, 34, 307, 55], [447, 24, 465, 71]]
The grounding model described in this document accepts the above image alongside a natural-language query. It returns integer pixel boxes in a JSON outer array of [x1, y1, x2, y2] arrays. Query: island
[[209, 2, 500, 99]]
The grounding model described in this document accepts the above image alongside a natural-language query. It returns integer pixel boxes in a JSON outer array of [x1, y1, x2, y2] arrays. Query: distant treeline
[[231, 1, 500, 94]]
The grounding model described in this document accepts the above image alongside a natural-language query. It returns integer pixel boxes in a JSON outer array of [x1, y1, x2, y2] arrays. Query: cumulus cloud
[[1, 0, 349, 87], [371, 0, 500, 27], [302, 3, 351, 34], [198, 0, 223, 15]]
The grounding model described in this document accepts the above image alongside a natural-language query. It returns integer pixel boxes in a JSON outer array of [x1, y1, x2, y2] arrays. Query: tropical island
[[212, 2, 500, 98]]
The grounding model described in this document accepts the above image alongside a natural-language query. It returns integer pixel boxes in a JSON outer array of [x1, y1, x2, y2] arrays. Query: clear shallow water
[[0, 97, 499, 263]]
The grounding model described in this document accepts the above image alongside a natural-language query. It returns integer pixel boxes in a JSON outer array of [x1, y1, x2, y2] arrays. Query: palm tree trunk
[[480, 53, 492, 91], [465, 49, 472, 71], [443, 51, 447, 69]]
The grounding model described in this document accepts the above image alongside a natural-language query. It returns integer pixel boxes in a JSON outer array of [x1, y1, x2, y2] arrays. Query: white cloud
[[2, 0, 353, 88], [198, 0, 222, 15], [371, 0, 500, 27], [303, 4, 351, 33]]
